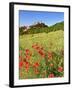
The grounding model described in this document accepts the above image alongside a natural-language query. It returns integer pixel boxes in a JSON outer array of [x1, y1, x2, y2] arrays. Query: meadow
[[19, 30, 64, 79]]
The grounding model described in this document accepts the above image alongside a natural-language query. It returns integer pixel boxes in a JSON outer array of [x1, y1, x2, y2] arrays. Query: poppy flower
[[42, 53, 45, 58], [32, 43, 38, 49], [25, 49, 30, 54], [32, 44, 37, 48], [38, 50, 45, 57], [19, 61, 23, 68], [32, 45, 35, 48], [35, 46, 40, 50], [26, 55, 31, 60], [25, 62, 29, 72], [58, 66, 63, 72], [48, 73, 54, 78], [33, 62, 39, 68], [25, 61, 29, 66], [48, 52, 53, 60], [32, 44, 35, 48]]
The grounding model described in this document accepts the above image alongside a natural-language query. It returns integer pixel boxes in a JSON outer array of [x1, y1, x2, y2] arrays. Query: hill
[[49, 21, 64, 32], [19, 21, 64, 35]]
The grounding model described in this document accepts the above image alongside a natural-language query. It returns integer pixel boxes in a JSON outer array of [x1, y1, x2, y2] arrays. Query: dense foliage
[[19, 21, 64, 35], [49, 21, 64, 32]]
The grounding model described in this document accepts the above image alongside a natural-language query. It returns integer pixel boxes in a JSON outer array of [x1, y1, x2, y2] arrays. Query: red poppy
[[38, 50, 43, 55], [35, 46, 40, 50], [32, 43, 38, 48], [25, 62, 29, 72], [19, 61, 23, 68], [48, 73, 54, 78], [32, 44, 36, 48], [48, 52, 53, 60], [25, 49, 30, 54], [33, 62, 39, 68], [32, 45, 34, 48], [38, 50, 45, 57], [58, 66, 63, 72], [25, 61, 29, 66], [42, 53, 45, 58], [26, 55, 31, 60]]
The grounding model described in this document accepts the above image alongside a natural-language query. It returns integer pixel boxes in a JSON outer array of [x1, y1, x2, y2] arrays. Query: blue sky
[[19, 10, 64, 27]]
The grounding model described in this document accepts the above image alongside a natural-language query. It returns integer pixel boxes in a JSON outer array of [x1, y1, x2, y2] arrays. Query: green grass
[[19, 30, 64, 79], [20, 30, 64, 52]]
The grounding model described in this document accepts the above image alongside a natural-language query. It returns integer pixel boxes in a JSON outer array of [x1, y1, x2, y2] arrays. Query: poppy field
[[19, 30, 64, 79]]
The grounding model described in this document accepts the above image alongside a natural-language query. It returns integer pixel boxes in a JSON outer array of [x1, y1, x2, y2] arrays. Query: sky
[[19, 10, 64, 27]]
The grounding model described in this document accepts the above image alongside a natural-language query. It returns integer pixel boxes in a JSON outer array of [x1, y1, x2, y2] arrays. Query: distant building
[[23, 26, 30, 32]]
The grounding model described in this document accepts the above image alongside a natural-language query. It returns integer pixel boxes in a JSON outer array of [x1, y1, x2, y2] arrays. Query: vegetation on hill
[[19, 21, 64, 35], [49, 21, 64, 32]]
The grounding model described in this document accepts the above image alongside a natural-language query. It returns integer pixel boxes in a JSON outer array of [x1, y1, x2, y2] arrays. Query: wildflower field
[[19, 30, 64, 79]]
